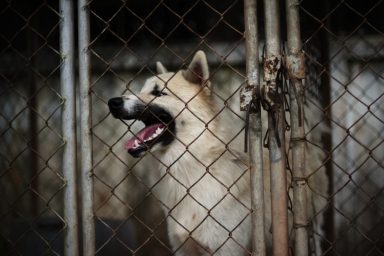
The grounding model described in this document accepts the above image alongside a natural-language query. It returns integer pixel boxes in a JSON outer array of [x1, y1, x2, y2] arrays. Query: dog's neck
[[154, 116, 223, 181], [152, 129, 225, 209], [152, 91, 225, 188]]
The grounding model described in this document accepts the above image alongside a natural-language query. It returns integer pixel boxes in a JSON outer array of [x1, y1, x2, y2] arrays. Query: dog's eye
[[151, 87, 167, 97]]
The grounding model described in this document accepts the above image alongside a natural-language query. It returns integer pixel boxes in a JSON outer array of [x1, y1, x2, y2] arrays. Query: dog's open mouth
[[110, 104, 175, 158], [108, 97, 175, 157], [124, 122, 166, 157], [127, 109, 175, 157]]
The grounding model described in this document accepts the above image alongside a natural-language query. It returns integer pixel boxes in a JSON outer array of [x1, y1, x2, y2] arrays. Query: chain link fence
[[301, 1, 384, 255], [0, 1, 68, 255], [0, 0, 383, 255]]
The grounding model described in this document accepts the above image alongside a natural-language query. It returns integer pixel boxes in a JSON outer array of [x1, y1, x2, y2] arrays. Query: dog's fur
[[108, 51, 327, 255]]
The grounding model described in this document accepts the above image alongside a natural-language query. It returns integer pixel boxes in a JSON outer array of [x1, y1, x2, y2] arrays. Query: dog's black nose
[[108, 97, 123, 110]]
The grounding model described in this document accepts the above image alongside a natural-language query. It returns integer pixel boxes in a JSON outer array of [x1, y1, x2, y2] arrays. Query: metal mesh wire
[[88, 1, 249, 254], [0, 0, 66, 255], [1, 0, 383, 255], [301, 0, 384, 255]]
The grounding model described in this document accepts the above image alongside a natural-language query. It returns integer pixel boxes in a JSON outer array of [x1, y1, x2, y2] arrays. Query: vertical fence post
[[243, 0, 266, 255], [263, 0, 289, 255], [78, 0, 95, 255], [285, 0, 308, 255], [59, 0, 79, 255]]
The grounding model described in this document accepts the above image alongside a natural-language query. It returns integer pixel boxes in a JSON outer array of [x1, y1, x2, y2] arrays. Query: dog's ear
[[183, 51, 210, 86], [156, 61, 168, 74]]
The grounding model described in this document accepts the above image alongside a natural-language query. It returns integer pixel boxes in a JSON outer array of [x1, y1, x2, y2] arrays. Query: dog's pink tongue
[[124, 123, 165, 150]]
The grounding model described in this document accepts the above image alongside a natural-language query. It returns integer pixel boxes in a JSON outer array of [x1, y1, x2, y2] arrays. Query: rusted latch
[[261, 55, 283, 147], [262, 55, 282, 111], [264, 55, 281, 81]]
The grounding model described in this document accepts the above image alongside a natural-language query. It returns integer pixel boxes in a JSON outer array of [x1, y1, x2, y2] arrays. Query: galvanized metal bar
[[263, 0, 289, 255], [286, 0, 302, 54], [285, 0, 308, 255], [243, 0, 266, 255], [59, 0, 79, 255], [78, 0, 96, 255]]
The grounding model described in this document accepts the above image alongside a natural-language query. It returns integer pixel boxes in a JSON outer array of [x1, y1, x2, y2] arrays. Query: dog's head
[[108, 51, 214, 158]]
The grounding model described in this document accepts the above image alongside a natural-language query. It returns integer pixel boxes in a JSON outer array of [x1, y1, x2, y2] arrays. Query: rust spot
[[240, 85, 256, 111], [285, 52, 305, 79], [265, 58, 278, 74], [263, 56, 281, 82], [192, 213, 196, 221]]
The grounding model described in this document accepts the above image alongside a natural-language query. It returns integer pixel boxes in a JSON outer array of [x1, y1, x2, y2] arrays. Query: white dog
[[108, 51, 328, 255]]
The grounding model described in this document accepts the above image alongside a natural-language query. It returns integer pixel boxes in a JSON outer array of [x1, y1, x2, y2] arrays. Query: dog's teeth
[[134, 139, 139, 148], [143, 128, 164, 143], [155, 127, 163, 135]]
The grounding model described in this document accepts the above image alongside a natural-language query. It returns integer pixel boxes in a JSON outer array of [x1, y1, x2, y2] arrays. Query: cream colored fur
[[119, 51, 327, 255]]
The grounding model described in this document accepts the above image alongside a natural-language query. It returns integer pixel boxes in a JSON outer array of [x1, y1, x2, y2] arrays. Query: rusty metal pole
[[78, 0, 96, 255], [242, 0, 266, 255], [263, 0, 289, 255], [285, 0, 308, 255], [59, 0, 79, 255]]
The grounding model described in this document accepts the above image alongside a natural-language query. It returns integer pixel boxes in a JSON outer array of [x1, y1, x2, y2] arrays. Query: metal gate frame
[[241, 0, 309, 255], [60, 0, 79, 255]]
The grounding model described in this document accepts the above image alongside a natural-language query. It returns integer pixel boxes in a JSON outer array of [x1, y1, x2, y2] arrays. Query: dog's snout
[[108, 97, 124, 110]]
